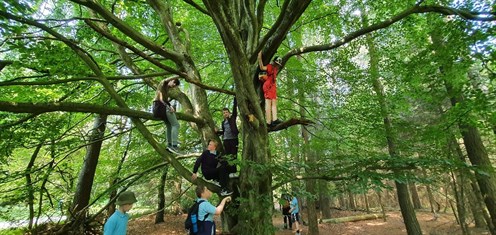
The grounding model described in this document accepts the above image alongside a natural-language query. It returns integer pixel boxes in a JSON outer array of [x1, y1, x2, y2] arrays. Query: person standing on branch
[[192, 140, 233, 196], [258, 51, 283, 127], [153, 78, 181, 154], [216, 97, 239, 177]]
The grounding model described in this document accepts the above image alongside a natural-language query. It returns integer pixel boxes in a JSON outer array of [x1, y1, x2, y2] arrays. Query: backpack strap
[[196, 200, 210, 221]]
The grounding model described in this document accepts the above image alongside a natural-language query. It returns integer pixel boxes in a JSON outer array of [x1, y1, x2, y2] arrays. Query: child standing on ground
[[195, 185, 232, 235], [290, 195, 302, 235], [104, 191, 137, 235]]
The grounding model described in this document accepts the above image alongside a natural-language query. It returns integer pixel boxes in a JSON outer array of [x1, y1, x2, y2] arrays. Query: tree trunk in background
[[409, 183, 422, 209], [449, 134, 469, 234], [348, 191, 356, 210], [26, 143, 43, 230], [364, 193, 370, 213], [155, 166, 169, 224], [71, 115, 107, 224], [362, 7, 422, 234], [423, 169, 436, 213], [431, 27, 496, 235], [469, 179, 489, 229], [377, 191, 387, 222], [319, 180, 332, 219], [302, 105, 319, 235]]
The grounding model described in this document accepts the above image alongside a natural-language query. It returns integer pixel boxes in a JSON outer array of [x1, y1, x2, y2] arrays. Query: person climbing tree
[[216, 97, 239, 178], [153, 78, 181, 154], [258, 51, 283, 127], [191, 140, 233, 196]]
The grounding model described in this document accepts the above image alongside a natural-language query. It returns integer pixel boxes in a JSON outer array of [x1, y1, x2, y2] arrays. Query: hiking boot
[[220, 189, 233, 196], [283, 223, 287, 229], [229, 173, 239, 178], [295, 230, 301, 235]]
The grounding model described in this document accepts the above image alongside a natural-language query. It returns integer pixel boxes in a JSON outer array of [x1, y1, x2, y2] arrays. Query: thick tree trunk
[[71, 115, 107, 222]]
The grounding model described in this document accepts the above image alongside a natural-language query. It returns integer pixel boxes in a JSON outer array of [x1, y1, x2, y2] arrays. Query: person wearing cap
[[104, 191, 137, 235], [258, 51, 283, 127]]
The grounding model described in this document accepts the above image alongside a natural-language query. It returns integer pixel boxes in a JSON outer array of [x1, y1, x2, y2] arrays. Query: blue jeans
[[165, 109, 179, 146]]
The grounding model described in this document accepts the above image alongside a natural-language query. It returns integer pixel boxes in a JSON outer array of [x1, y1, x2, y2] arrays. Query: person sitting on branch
[[191, 140, 233, 196]]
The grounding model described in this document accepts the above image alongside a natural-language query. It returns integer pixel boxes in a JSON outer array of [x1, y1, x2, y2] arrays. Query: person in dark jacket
[[216, 98, 239, 177], [191, 140, 233, 196]]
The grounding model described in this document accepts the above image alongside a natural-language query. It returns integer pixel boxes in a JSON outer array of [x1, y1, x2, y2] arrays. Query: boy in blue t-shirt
[[290, 195, 301, 235], [195, 185, 232, 235], [104, 191, 137, 235]]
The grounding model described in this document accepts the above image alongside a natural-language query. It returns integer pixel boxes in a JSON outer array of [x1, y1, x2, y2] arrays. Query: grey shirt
[[222, 119, 236, 140]]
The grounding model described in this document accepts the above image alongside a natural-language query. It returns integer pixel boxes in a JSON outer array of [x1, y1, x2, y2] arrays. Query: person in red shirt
[[258, 51, 283, 127]]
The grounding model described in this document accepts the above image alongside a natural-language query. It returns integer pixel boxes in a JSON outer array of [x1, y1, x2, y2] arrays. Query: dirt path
[[127, 210, 486, 235]]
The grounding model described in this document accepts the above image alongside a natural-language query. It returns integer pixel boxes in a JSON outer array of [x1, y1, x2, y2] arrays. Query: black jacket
[[217, 98, 239, 137]]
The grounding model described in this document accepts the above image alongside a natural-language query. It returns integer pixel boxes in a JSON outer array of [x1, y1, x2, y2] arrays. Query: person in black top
[[216, 98, 239, 177], [191, 140, 233, 196]]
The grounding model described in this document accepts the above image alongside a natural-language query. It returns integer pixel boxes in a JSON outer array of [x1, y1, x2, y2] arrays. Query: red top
[[263, 64, 278, 99]]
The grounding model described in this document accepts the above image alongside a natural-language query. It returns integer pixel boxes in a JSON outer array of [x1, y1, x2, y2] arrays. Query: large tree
[[1, 0, 495, 234]]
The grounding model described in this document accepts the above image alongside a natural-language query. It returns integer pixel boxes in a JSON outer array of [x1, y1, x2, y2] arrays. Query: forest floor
[[127, 209, 490, 235]]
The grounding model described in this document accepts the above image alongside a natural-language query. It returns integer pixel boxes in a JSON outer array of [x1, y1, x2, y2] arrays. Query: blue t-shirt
[[104, 210, 129, 235], [290, 197, 299, 214], [198, 199, 217, 222]]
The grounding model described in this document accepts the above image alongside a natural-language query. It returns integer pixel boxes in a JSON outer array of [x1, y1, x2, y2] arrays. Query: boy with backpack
[[185, 185, 232, 235]]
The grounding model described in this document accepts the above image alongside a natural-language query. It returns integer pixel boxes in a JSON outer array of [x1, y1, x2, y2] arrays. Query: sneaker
[[220, 189, 233, 196], [229, 173, 239, 178], [296, 230, 300, 235], [210, 180, 221, 187], [166, 145, 181, 154]]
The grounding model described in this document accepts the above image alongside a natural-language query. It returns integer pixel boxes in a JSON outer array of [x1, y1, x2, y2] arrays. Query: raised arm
[[258, 51, 267, 71]]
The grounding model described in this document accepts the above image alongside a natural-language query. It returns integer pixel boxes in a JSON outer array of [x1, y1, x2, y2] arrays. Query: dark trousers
[[198, 221, 215, 235], [283, 214, 292, 228], [203, 165, 229, 189], [223, 138, 238, 173]]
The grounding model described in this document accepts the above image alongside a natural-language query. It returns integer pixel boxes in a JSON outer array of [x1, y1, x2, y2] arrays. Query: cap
[[274, 56, 282, 66], [116, 191, 137, 205]]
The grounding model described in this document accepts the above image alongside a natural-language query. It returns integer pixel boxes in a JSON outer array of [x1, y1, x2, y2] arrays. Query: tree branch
[[0, 101, 204, 124], [268, 118, 314, 132], [284, 5, 496, 60]]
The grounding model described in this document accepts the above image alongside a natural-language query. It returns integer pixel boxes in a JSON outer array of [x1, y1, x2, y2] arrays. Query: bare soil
[[127, 209, 489, 235]]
